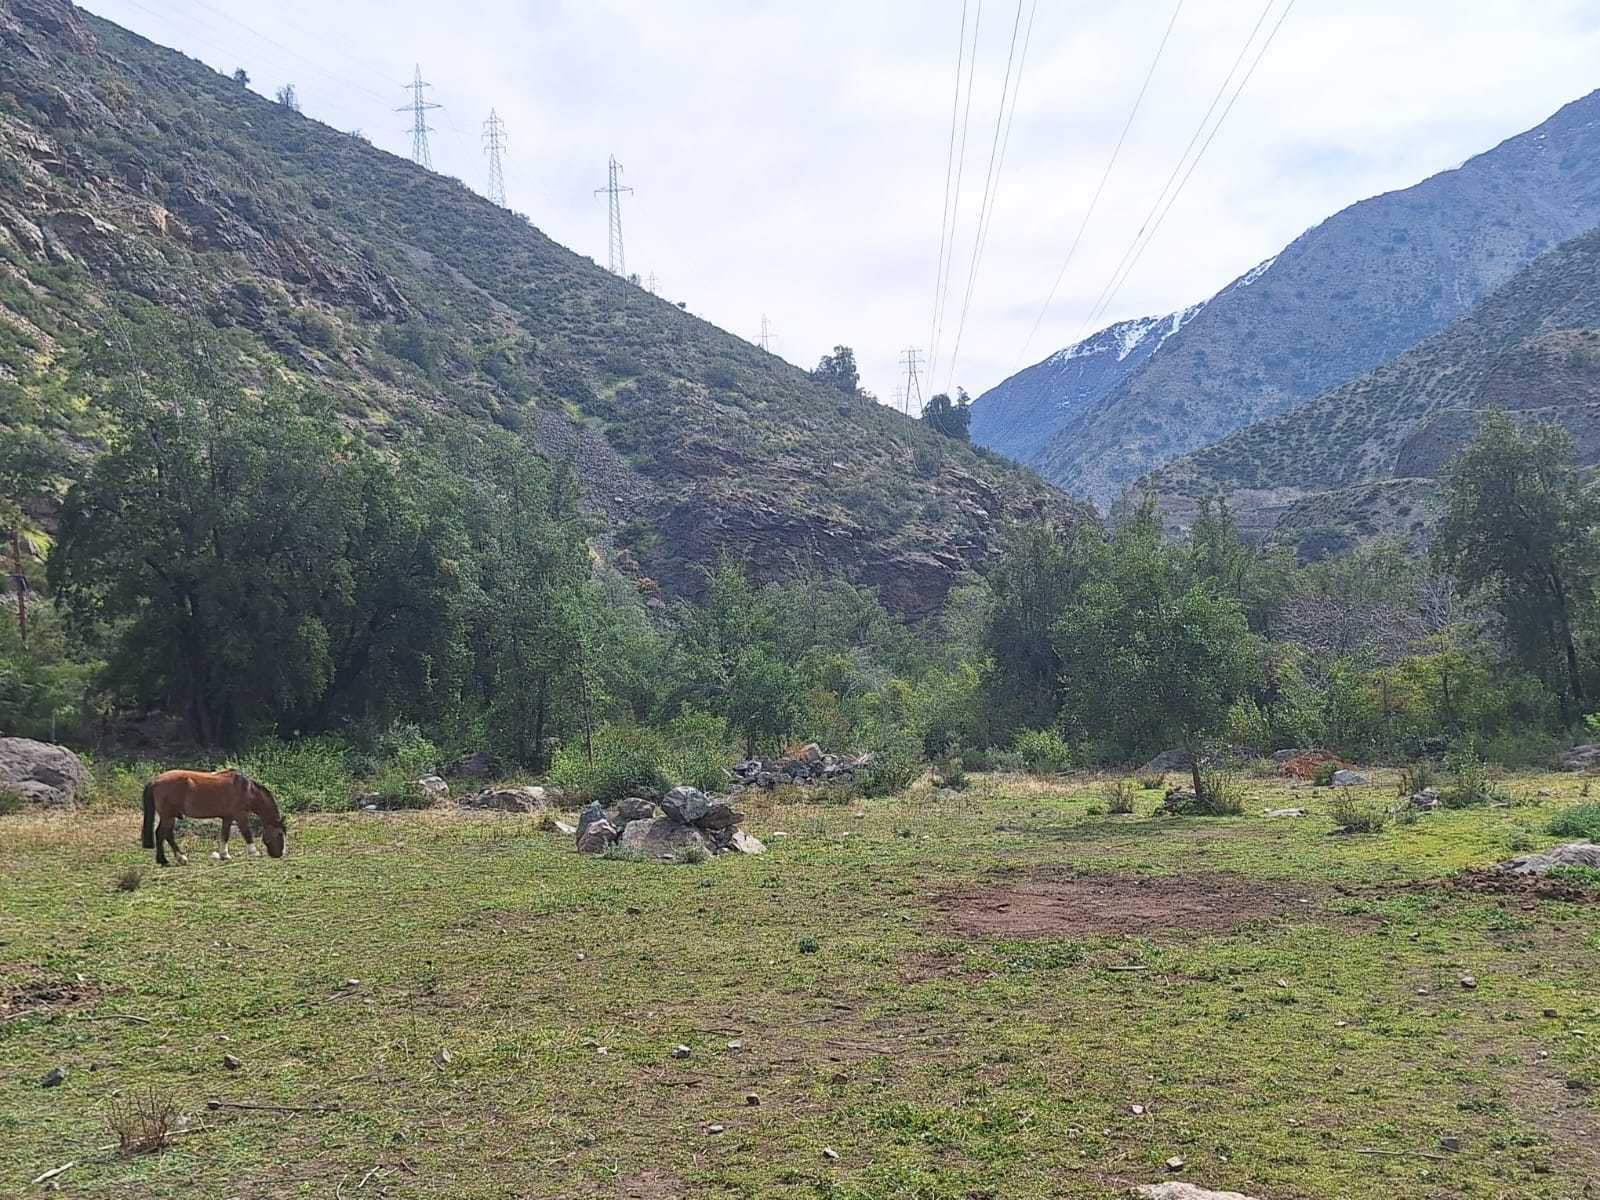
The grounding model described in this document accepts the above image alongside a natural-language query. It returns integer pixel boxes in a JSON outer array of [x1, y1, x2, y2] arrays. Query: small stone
[[706, 1123, 725, 1135], [671, 1044, 692, 1059], [1460, 975, 1478, 990], [727, 1039, 743, 1051], [1131, 1103, 1145, 1115], [1165, 1155, 1185, 1171], [223, 1053, 242, 1070], [596, 1046, 608, 1055], [433, 1047, 452, 1067], [1544, 1008, 1559, 1018], [576, 952, 586, 962], [745, 1092, 760, 1106], [1440, 1136, 1462, 1152], [342, 978, 361, 989], [40, 1066, 66, 1088], [822, 1147, 839, 1161]]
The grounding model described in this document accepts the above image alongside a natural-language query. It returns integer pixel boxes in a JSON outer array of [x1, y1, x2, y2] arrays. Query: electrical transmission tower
[[899, 347, 925, 416], [758, 314, 776, 352], [482, 109, 508, 206], [593, 156, 633, 276], [646, 271, 659, 294], [397, 64, 440, 169]]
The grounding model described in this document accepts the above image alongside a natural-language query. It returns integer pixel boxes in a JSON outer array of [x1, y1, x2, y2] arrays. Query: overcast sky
[[81, 0, 1600, 407]]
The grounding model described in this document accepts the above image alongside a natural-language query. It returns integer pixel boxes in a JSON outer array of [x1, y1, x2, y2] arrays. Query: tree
[[232, 68, 250, 85], [1431, 411, 1600, 717], [275, 83, 300, 111], [921, 389, 972, 442], [0, 385, 65, 646], [810, 346, 861, 398], [1185, 498, 1291, 636]]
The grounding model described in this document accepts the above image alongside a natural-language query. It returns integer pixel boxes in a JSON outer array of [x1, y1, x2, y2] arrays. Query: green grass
[[2, 769, 1597, 1197]]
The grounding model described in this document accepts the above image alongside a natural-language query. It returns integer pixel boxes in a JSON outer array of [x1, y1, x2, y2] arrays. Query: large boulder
[[447, 750, 500, 780], [727, 829, 767, 855], [1560, 744, 1600, 772], [576, 801, 608, 836], [575, 819, 618, 854], [1330, 769, 1369, 787], [611, 797, 658, 827], [1497, 842, 1600, 875], [0, 738, 89, 807], [619, 816, 710, 859], [1135, 1186, 1264, 1200], [660, 787, 711, 824], [1140, 748, 1194, 775], [695, 799, 744, 830], [413, 775, 449, 802]]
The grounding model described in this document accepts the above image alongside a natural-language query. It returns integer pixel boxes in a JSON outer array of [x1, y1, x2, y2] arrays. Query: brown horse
[[140, 769, 287, 866]]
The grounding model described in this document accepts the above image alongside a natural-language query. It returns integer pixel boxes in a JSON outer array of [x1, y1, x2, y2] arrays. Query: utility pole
[[899, 347, 925, 417], [482, 108, 508, 206], [593, 156, 632, 276], [397, 64, 440, 169], [758, 314, 775, 352], [646, 271, 658, 294]]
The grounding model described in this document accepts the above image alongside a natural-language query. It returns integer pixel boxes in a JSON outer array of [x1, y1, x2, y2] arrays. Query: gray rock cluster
[[1560, 743, 1600, 772], [1496, 842, 1600, 875], [0, 737, 88, 807], [575, 787, 766, 859], [729, 743, 872, 790]]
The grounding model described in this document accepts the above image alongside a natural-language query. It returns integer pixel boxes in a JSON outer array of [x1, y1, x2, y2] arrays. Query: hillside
[[1144, 225, 1600, 555], [969, 305, 1198, 465], [988, 89, 1600, 508], [0, 0, 1077, 620]]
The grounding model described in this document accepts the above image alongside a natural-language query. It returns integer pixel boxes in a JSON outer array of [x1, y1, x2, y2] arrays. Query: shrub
[[1312, 760, 1338, 787], [114, 867, 142, 893], [0, 785, 23, 817], [676, 843, 709, 865], [1549, 864, 1600, 890], [548, 724, 669, 803], [1012, 728, 1072, 774], [107, 1087, 176, 1156], [1443, 745, 1504, 808], [858, 736, 922, 798], [1179, 760, 1245, 816], [1399, 762, 1436, 796], [1330, 791, 1388, 834], [1102, 779, 1136, 814], [1139, 774, 1165, 791], [1548, 802, 1600, 841], [235, 736, 353, 812], [935, 756, 967, 791], [663, 710, 737, 792]]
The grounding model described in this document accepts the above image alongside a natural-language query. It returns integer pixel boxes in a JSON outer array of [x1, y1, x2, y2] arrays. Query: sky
[[80, 0, 1600, 408]]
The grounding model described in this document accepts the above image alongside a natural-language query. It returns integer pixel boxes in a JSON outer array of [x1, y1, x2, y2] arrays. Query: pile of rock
[[575, 787, 766, 859], [729, 744, 872, 791], [1560, 744, 1600, 772], [1495, 842, 1600, 875]]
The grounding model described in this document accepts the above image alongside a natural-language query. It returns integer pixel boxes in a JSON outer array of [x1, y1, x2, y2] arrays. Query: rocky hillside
[[969, 305, 1199, 465], [1144, 225, 1600, 557], [994, 89, 1600, 509], [0, 0, 1078, 619]]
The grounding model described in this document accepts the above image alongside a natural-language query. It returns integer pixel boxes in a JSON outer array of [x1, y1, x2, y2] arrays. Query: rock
[[695, 800, 744, 830], [1460, 975, 1478, 990], [619, 817, 710, 858], [671, 1044, 692, 1059], [462, 785, 552, 813], [0, 738, 89, 807], [576, 819, 618, 854], [612, 797, 657, 827], [1497, 842, 1600, 875], [1330, 769, 1369, 787], [660, 787, 711, 824], [1270, 748, 1302, 763], [728, 829, 767, 855], [1262, 807, 1307, 818], [553, 820, 577, 836], [577, 801, 608, 836], [40, 1066, 66, 1088], [1141, 748, 1195, 775], [223, 1053, 242, 1070], [413, 775, 449, 802], [822, 1147, 839, 1161], [706, 1123, 724, 1135], [1135, 1186, 1264, 1200], [745, 1092, 760, 1106], [446, 750, 500, 780], [1411, 788, 1442, 810], [1560, 744, 1600, 772], [1164, 1156, 1186, 1171]]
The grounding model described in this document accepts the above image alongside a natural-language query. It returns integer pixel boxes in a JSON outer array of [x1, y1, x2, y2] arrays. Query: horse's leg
[[166, 818, 188, 866], [238, 815, 258, 857], [154, 814, 169, 866], [212, 817, 232, 861]]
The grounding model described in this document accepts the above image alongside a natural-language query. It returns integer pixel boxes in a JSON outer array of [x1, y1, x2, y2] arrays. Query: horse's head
[[262, 817, 287, 858], [245, 777, 288, 858]]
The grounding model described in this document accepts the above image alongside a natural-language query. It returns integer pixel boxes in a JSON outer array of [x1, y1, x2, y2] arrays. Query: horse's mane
[[224, 768, 282, 821]]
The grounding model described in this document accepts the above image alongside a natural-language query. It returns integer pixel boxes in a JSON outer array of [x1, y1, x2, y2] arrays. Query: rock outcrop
[[0, 737, 89, 807]]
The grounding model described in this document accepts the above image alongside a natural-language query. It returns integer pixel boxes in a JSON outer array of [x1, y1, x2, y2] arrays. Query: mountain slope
[[970, 305, 1199, 465], [1008, 90, 1600, 508], [1143, 225, 1600, 554], [0, 0, 1079, 619]]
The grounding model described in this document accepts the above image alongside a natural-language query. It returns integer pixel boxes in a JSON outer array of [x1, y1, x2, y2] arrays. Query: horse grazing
[[140, 769, 287, 866]]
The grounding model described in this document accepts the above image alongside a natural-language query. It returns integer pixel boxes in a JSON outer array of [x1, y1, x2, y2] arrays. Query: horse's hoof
[[211, 851, 221, 861], [177, 854, 189, 865]]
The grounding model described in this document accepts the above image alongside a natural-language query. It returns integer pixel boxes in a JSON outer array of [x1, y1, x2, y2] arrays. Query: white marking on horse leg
[[248, 844, 259, 857], [178, 853, 189, 865], [211, 851, 222, 861]]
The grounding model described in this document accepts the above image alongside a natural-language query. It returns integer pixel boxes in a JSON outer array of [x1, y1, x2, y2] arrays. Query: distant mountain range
[[974, 89, 1600, 511]]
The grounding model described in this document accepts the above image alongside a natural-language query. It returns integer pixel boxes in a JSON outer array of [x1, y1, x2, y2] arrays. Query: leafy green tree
[[727, 646, 804, 754], [810, 346, 862, 398], [921, 389, 972, 442], [1186, 498, 1291, 635], [1432, 411, 1600, 716]]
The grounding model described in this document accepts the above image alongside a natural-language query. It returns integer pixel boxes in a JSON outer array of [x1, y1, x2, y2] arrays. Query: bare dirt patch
[[933, 870, 1323, 938], [0, 969, 99, 1019], [1446, 869, 1600, 904]]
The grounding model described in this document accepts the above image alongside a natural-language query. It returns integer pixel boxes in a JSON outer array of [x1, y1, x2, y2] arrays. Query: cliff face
[[0, 0, 1082, 619]]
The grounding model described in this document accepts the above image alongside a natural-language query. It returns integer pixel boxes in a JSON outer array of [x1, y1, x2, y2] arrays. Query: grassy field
[[2, 769, 1598, 1199]]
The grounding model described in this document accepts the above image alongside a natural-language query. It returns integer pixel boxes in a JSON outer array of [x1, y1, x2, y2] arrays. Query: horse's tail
[[141, 783, 156, 849]]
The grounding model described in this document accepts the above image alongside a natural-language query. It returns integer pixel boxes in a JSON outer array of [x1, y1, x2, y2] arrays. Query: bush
[[1312, 760, 1338, 787], [548, 724, 669, 803], [0, 785, 23, 817], [935, 756, 967, 790], [235, 736, 354, 812], [1012, 728, 1072, 774], [1330, 791, 1388, 834], [1193, 760, 1244, 816], [107, 1087, 176, 1156], [1548, 803, 1600, 841], [1102, 779, 1136, 814], [663, 710, 737, 792], [858, 735, 922, 798], [1139, 774, 1165, 791], [1443, 745, 1504, 809]]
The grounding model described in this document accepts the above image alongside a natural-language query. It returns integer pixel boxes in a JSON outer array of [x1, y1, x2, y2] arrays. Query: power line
[[1014, 0, 1185, 367], [594, 156, 633, 276], [926, 0, 971, 377], [943, 0, 1032, 392], [1081, 0, 1297, 337], [396, 64, 440, 170], [482, 108, 508, 206], [929, 0, 985, 380]]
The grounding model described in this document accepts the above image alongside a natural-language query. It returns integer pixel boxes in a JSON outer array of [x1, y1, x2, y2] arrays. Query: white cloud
[[81, 0, 1600, 405]]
